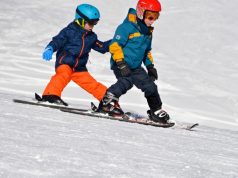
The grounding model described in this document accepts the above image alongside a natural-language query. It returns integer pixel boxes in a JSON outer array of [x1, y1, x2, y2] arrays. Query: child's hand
[[42, 46, 53, 61], [147, 64, 158, 81], [116, 61, 131, 77]]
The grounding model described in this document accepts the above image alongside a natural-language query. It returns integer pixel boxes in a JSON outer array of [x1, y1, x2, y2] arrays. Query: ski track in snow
[[0, 0, 238, 177]]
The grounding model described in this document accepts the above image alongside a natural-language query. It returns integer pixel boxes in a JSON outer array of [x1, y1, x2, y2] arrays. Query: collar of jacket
[[73, 21, 92, 35]]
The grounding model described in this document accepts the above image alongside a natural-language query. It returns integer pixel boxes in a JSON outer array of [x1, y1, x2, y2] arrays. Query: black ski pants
[[107, 66, 162, 111]]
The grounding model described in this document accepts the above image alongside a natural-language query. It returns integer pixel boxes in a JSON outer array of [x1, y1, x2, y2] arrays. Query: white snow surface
[[0, 0, 238, 177]]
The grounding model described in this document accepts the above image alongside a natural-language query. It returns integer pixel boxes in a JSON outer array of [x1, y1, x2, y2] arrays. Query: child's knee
[[143, 83, 158, 97]]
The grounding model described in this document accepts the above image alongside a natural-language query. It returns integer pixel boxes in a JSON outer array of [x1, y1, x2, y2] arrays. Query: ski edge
[[60, 108, 176, 128], [13, 98, 87, 112], [13, 97, 199, 130]]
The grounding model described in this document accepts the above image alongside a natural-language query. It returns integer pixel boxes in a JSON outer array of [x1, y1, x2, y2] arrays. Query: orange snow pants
[[43, 65, 107, 101]]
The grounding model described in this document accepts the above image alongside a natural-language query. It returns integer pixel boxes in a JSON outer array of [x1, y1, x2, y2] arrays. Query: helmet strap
[[142, 11, 146, 21], [75, 19, 85, 28]]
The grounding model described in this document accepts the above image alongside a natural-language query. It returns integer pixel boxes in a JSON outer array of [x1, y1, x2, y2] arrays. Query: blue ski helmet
[[75, 4, 100, 25]]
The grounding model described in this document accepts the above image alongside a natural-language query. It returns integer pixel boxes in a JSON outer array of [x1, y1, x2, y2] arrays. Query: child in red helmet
[[98, 0, 171, 124], [41, 4, 111, 106]]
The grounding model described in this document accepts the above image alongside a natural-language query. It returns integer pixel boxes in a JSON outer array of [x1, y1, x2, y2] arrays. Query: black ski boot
[[98, 92, 124, 116], [41, 95, 68, 106], [147, 109, 170, 124]]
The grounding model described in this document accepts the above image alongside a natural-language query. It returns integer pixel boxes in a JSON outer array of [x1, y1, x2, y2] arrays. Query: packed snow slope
[[0, 0, 237, 177]]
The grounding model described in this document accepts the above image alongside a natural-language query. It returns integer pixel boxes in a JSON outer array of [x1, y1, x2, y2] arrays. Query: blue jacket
[[109, 8, 154, 69], [47, 22, 111, 72]]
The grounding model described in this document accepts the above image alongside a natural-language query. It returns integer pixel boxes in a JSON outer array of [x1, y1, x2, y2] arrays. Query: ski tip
[[12, 99, 19, 103], [191, 123, 199, 128], [186, 123, 199, 130]]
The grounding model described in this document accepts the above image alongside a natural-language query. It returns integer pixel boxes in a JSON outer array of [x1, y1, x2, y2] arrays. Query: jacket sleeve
[[92, 39, 112, 54], [109, 23, 131, 62], [143, 39, 154, 67], [47, 27, 68, 52]]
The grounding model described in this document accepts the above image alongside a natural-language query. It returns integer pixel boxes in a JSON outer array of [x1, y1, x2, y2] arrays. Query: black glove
[[147, 64, 158, 81], [116, 61, 131, 77]]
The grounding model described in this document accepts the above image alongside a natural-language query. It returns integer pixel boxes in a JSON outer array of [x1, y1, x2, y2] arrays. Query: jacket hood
[[123, 8, 138, 25]]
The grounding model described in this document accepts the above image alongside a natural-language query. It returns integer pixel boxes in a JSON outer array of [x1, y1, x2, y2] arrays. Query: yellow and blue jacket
[[110, 8, 154, 69]]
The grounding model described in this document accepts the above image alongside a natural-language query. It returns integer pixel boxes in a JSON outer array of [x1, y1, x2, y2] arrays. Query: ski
[[13, 93, 87, 112], [13, 94, 199, 130], [60, 107, 175, 128], [60, 103, 199, 131], [91, 102, 198, 130], [61, 107, 199, 130], [122, 111, 199, 130]]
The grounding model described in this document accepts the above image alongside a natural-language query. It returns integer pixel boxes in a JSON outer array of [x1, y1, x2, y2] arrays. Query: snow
[[0, 0, 237, 177]]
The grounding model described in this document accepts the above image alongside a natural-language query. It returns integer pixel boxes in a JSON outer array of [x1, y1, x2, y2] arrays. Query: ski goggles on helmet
[[144, 11, 160, 21], [76, 8, 99, 25], [86, 19, 99, 26]]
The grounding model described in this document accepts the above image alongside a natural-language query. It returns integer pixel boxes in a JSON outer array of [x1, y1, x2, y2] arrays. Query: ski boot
[[98, 92, 124, 116], [41, 95, 68, 106], [147, 109, 170, 124]]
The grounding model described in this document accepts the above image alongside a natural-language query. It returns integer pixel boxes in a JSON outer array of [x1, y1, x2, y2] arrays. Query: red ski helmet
[[136, 0, 162, 20]]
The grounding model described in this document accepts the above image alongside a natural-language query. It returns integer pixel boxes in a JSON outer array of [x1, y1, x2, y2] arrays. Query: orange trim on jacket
[[74, 33, 86, 71]]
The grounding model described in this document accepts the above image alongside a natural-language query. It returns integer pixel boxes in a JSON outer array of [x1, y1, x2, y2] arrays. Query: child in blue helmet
[[98, 0, 170, 124], [41, 4, 111, 106]]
